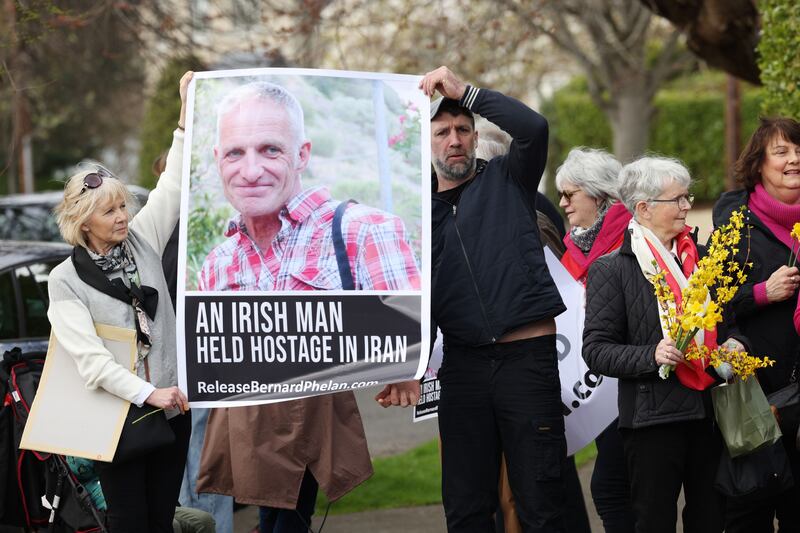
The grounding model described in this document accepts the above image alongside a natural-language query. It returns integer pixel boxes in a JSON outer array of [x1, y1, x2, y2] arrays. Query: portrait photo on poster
[[176, 68, 431, 406]]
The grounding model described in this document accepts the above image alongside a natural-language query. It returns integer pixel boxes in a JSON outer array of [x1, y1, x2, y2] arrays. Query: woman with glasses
[[46, 72, 193, 533], [583, 156, 735, 533], [557, 148, 631, 282], [556, 148, 634, 533], [714, 117, 800, 533]]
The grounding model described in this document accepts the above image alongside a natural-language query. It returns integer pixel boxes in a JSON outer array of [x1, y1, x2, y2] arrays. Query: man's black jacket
[[431, 87, 565, 346]]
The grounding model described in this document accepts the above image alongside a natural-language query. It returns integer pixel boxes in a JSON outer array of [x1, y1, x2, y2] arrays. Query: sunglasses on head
[[80, 168, 111, 195]]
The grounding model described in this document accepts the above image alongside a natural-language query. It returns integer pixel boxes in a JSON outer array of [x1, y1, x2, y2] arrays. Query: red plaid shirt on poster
[[198, 187, 421, 291]]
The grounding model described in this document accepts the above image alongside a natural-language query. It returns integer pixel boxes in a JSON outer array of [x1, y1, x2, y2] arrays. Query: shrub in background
[[758, 0, 800, 118], [138, 55, 206, 189], [543, 73, 763, 207]]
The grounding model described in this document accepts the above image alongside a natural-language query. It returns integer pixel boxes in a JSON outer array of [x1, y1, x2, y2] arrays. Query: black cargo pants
[[438, 335, 567, 533]]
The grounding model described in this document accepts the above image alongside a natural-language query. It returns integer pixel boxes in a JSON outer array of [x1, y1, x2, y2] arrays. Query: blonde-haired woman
[[47, 71, 193, 533]]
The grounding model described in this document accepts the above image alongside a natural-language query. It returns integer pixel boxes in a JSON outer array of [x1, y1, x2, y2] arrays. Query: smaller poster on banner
[[413, 333, 443, 422]]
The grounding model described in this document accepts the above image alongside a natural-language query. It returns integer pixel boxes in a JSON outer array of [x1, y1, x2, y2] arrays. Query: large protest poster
[[177, 69, 430, 406], [414, 247, 618, 455]]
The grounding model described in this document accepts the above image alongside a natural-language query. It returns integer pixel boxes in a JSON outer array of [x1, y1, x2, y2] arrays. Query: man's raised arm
[[420, 66, 548, 202]]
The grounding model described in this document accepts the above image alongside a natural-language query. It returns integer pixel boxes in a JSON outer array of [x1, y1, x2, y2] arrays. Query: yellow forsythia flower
[[648, 208, 772, 379]]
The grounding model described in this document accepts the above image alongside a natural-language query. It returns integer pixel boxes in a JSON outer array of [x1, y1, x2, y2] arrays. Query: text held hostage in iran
[[193, 300, 408, 364]]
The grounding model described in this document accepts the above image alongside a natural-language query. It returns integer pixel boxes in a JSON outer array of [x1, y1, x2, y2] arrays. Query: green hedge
[[138, 56, 205, 189], [758, 0, 800, 118], [543, 82, 763, 205]]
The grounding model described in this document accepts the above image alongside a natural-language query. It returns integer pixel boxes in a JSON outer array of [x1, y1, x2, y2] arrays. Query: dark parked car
[[0, 186, 149, 242], [0, 240, 70, 355]]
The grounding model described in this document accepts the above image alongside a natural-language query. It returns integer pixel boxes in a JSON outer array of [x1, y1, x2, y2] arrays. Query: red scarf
[[646, 227, 716, 391], [562, 203, 632, 283]]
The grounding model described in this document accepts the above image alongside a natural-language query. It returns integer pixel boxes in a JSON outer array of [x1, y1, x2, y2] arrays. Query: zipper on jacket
[[452, 204, 496, 342]]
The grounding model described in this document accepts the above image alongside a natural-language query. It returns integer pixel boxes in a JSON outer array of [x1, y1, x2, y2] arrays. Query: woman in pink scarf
[[712, 117, 800, 533]]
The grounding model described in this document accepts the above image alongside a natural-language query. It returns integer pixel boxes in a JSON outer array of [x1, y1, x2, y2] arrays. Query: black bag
[[714, 440, 794, 502], [45, 455, 107, 532], [768, 380, 800, 450], [112, 403, 175, 464], [0, 348, 50, 528], [0, 348, 107, 531]]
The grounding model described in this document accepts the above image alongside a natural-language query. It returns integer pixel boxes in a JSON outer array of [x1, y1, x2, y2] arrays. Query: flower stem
[[677, 327, 700, 353], [131, 407, 164, 425]]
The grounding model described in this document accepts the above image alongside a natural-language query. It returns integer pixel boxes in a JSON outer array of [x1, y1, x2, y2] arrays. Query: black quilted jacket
[[582, 230, 712, 429]]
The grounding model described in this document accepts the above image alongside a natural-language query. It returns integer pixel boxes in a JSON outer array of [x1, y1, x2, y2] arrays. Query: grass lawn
[[318, 439, 598, 515]]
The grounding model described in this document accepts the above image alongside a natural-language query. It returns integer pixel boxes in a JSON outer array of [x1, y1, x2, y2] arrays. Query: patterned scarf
[[88, 241, 153, 354], [569, 201, 611, 253]]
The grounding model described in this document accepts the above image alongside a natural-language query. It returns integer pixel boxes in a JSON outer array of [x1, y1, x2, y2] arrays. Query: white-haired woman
[[583, 157, 740, 533], [556, 148, 634, 533], [557, 148, 631, 282], [47, 72, 193, 533]]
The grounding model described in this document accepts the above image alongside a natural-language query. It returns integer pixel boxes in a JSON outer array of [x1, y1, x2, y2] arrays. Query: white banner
[[414, 247, 619, 456], [544, 247, 618, 455]]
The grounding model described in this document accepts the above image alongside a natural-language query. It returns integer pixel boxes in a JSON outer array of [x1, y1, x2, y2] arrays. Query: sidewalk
[[231, 458, 626, 532], [233, 456, 689, 532]]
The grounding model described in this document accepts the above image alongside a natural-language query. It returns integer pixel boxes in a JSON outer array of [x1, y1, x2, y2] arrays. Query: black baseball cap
[[430, 97, 474, 121]]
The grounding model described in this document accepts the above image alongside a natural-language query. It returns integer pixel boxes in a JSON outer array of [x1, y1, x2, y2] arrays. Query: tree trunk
[[3, 0, 18, 193], [607, 86, 653, 163], [724, 75, 741, 191]]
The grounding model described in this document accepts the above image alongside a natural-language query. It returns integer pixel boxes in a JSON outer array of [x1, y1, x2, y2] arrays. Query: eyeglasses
[[80, 168, 111, 195], [559, 189, 581, 202], [648, 194, 695, 208]]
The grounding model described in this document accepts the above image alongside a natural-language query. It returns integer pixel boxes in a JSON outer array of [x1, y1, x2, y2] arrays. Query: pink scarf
[[748, 183, 800, 250]]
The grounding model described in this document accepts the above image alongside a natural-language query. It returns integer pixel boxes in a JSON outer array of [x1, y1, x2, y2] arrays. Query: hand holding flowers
[[649, 209, 773, 381]]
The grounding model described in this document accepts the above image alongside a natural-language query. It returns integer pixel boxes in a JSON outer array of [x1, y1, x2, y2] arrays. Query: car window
[[0, 272, 19, 339], [0, 205, 62, 241], [16, 261, 59, 338], [0, 186, 148, 243]]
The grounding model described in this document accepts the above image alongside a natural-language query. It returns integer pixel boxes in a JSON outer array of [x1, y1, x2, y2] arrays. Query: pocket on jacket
[[530, 417, 566, 481], [633, 382, 654, 423]]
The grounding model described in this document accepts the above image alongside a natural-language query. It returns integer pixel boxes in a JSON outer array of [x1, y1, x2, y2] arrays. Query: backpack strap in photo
[[332, 200, 358, 291]]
